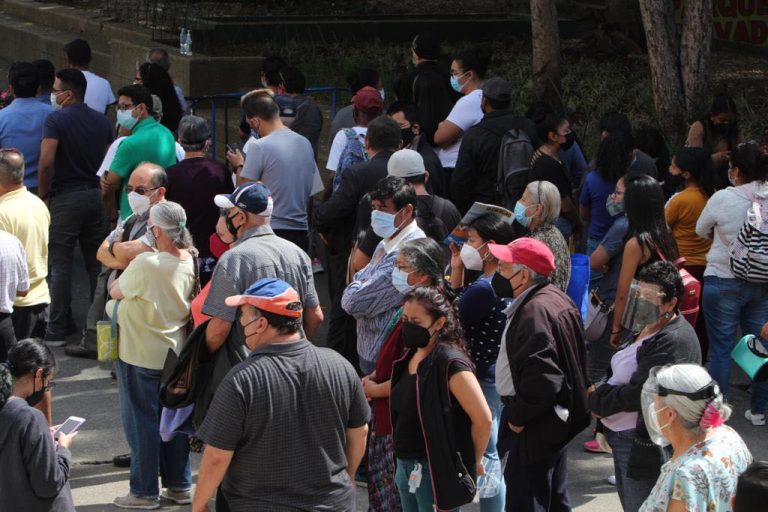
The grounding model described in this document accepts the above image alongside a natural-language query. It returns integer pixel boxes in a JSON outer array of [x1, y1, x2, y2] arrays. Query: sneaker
[[583, 439, 609, 454], [113, 494, 159, 509], [607, 475, 617, 486], [64, 344, 97, 359], [745, 409, 766, 426], [160, 488, 191, 505], [312, 257, 325, 274]]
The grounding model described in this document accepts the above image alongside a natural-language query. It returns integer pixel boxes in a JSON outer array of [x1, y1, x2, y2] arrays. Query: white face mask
[[460, 243, 485, 271], [645, 402, 672, 447], [127, 191, 151, 216], [51, 92, 62, 111]]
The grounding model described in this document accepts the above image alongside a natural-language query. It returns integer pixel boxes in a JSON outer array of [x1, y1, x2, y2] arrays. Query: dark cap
[[352, 85, 383, 115], [214, 182, 273, 216], [482, 78, 511, 103], [178, 115, 211, 144], [412, 32, 441, 60]]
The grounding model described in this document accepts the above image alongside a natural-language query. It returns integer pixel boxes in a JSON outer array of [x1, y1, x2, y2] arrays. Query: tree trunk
[[680, 0, 713, 121], [638, 0, 686, 138], [530, 0, 562, 107]]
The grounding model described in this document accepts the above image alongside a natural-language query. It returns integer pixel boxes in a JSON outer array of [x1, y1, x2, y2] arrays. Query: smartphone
[[226, 143, 238, 153], [54, 416, 85, 437]]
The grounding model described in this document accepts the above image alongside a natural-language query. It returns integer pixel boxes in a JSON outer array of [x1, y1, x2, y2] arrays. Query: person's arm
[[433, 120, 462, 148], [362, 376, 391, 399], [97, 238, 126, 269], [695, 193, 719, 239], [448, 242, 465, 290], [109, 279, 124, 300], [192, 445, 233, 512], [610, 237, 644, 347], [205, 317, 233, 353], [590, 244, 611, 272], [112, 239, 152, 266], [345, 425, 368, 481], [351, 248, 372, 273], [667, 498, 687, 512], [664, 197, 680, 230], [341, 258, 403, 318], [686, 121, 704, 147], [37, 138, 58, 199], [449, 369, 492, 474], [100, 171, 122, 223], [23, 415, 72, 499], [303, 305, 323, 339]]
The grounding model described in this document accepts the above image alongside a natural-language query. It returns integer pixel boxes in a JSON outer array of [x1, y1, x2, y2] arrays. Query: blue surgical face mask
[[392, 267, 413, 294], [371, 208, 401, 239], [514, 201, 533, 228], [450, 73, 467, 93], [117, 108, 139, 130]]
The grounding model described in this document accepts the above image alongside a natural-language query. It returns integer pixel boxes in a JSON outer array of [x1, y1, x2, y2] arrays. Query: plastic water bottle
[[477, 456, 502, 498], [408, 463, 422, 493], [185, 29, 193, 57]]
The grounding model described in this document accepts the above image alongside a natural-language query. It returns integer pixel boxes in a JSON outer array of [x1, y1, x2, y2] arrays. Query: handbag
[[585, 290, 612, 342], [732, 334, 768, 382], [96, 300, 120, 362]]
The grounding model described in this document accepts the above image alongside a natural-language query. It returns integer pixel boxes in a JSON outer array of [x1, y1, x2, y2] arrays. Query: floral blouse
[[639, 426, 752, 512], [531, 224, 571, 293]]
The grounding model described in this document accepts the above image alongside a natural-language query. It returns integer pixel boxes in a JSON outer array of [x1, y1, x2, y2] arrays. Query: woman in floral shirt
[[640, 364, 751, 512]]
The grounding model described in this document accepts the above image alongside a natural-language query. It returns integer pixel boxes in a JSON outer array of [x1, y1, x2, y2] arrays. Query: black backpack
[[496, 128, 535, 210]]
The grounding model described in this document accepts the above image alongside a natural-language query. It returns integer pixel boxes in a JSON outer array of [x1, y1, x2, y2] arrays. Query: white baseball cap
[[387, 149, 426, 179]]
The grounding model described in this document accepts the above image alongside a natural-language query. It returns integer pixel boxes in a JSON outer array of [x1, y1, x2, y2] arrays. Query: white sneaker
[[607, 475, 617, 486], [745, 409, 766, 426]]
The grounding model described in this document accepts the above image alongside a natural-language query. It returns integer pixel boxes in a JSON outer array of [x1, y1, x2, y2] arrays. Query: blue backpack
[[332, 128, 368, 192]]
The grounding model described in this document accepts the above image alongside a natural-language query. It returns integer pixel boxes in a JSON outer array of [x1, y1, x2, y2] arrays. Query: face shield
[[620, 280, 666, 333]]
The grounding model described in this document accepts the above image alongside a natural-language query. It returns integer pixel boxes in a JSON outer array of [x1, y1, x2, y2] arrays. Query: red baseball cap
[[488, 237, 556, 277], [352, 85, 383, 115]]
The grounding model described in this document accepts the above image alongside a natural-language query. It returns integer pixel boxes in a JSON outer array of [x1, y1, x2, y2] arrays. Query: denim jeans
[[395, 457, 436, 512], [702, 276, 768, 412], [115, 359, 191, 497], [478, 373, 506, 512], [603, 427, 638, 511], [45, 188, 106, 340]]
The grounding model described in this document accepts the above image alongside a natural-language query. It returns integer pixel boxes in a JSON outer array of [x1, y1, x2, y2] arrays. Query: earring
[[664, 312, 671, 320]]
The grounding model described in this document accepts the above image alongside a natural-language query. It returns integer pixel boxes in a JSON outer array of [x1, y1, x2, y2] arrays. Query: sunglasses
[[125, 186, 158, 195]]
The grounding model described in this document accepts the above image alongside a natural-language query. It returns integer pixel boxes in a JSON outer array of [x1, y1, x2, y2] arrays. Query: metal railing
[[186, 86, 350, 160]]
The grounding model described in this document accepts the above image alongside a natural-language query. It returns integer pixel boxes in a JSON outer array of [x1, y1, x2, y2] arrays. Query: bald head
[[128, 162, 167, 204], [0, 149, 25, 188]]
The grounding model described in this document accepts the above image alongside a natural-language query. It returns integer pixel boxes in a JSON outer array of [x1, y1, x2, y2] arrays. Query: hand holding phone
[[54, 416, 85, 438]]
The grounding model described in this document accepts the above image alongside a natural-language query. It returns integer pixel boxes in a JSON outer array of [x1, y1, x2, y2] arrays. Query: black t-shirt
[[529, 150, 572, 198]]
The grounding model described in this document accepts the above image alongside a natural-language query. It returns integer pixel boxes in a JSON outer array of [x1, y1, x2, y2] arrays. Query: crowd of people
[[0, 31, 766, 512]]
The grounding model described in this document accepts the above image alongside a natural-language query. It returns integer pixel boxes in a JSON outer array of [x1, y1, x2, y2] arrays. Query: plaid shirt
[[0, 230, 29, 313]]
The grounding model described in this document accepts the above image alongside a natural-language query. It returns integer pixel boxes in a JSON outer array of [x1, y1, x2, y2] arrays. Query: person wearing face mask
[[434, 46, 491, 187], [342, 177, 426, 375], [451, 78, 538, 215], [390, 286, 491, 511], [165, 116, 233, 287], [0, 339, 75, 511], [193, 278, 369, 512], [203, 182, 323, 356], [65, 163, 167, 361], [695, 141, 768, 426], [448, 212, 514, 512], [589, 262, 702, 512], [638, 364, 751, 512], [361, 238, 446, 511], [107, 201, 197, 509], [528, 112, 582, 240], [100, 83, 177, 223], [687, 95, 741, 187], [514, 180, 571, 292], [487, 237, 590, 512], [37, 68, 114, 349]]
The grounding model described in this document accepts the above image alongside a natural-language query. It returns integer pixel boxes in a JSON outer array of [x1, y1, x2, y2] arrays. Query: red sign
[[674, 0, 768, 47]]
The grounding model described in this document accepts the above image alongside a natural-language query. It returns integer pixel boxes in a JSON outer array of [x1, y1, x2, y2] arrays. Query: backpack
[[654, 248, 701, 328], [727, 189, 768, 282], [416, 196, 449, 244], [496, 128, 535, 210], [332, 128, 368, 192]]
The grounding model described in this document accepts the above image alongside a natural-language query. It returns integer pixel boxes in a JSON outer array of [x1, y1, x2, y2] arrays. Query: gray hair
[[149, 201, 195, 252], [136, 162, 168, 189], [656, 364, 732, 433], [0, 149, 25, 186], [178, 115, 211, 152], [526, 180, 561, 226], [512, 262, 549, 286], [399, 238, 445, 285]]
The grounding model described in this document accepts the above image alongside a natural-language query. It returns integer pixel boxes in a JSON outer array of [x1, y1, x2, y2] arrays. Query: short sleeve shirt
[[82, 70, 116, 114], [529, 150, 572, 198], [438, 89, 484, 168], [197, 340, 370, 512], [579, 170, 617, 240]]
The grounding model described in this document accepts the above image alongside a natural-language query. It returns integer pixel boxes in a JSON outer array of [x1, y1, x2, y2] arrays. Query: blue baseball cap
[[225, 277, 303, 318], [214, 182, 273, 216]]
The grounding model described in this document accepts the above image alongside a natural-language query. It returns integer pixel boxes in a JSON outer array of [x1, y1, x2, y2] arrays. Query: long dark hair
[[624, 174, 679, 260], [703, 95, 739, 151], [138, 62, 182, 133], [404, 286, 467, 353], [7, 339, 56, 379], [596, 131, 630, 182], [673, 147, 717, 197]]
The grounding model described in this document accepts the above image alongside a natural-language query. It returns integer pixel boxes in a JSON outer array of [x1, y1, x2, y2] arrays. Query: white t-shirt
[[83, 70, 116, 114], [326, 126, 367, 172], [437, 89, 484, 168]]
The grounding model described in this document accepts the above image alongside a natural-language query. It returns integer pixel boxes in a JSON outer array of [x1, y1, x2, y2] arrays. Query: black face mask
[[491, 272, 514, 298], [560, 131, 576, 151], [401, 127, 416, 147], [224, 212, 243, 238], [402, 320, 435, 349], [26, 375, 46, 407]]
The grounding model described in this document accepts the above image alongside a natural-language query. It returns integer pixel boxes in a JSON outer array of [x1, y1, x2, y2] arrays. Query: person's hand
[[712, 150, 731, 167], [449, 242, 463, 270], [192, 502, 210, 512], [476, 461, 486, 477], [57, 430, 77, 449], [587, 384, 596, 395], [361, 376, 375, 400], [226, 148, 244, 168], [760, 321, 768, 340], [508, 422, 524, 434], [99, 173, 112, 194], [609, 329, 622, 348]]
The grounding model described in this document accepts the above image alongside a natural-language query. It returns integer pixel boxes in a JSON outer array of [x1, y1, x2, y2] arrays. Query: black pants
[[0, 313, 16, 361], [216, 487, 230, 512], [11, 303, 47, 340], [273, 228, 309, 254], [498, 409, 571, 512]]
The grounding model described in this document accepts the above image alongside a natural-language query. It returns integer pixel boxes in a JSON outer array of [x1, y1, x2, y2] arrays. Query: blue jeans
[[395, 458, 436, 512], [45, 188, 106, 340], [115, 359, 191, 497], [603, 427, 653, 512], [478, 374, 505, 512], [702, 276, 768, 412]]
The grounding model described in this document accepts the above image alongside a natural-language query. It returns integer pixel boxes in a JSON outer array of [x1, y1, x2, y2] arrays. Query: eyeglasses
[[125, 185, 158, 195], [117, 104, 136, 112]]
